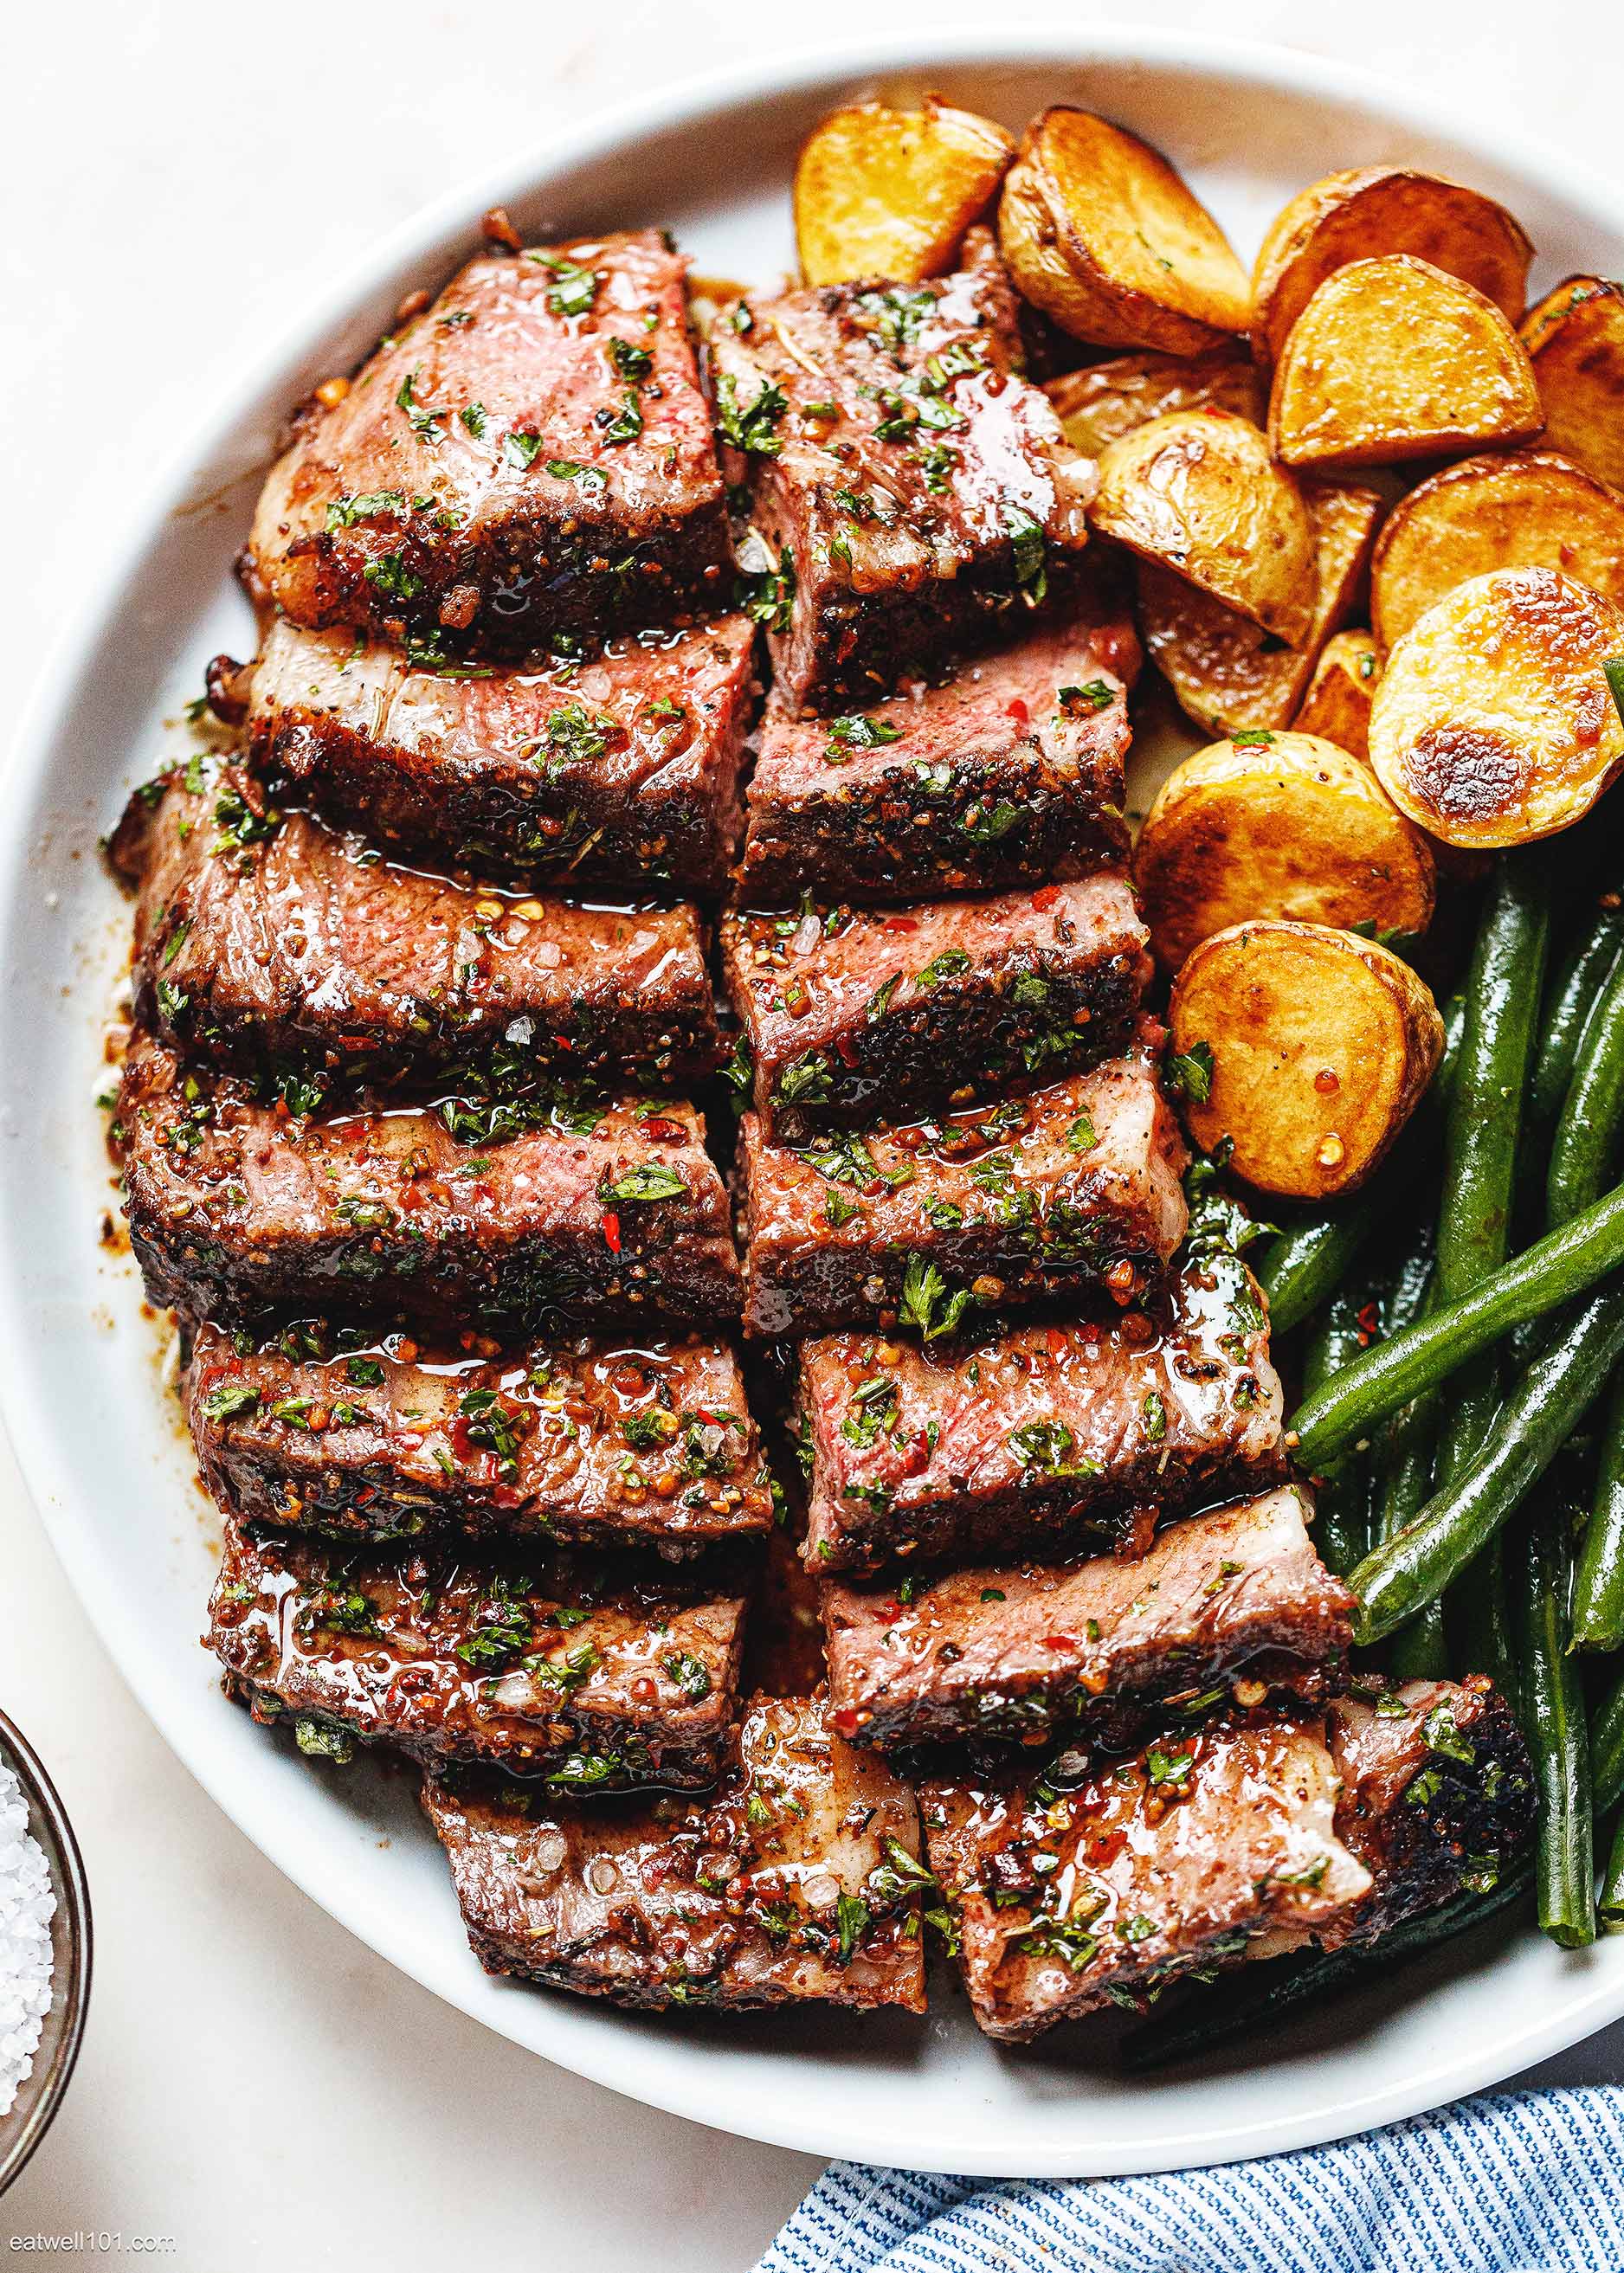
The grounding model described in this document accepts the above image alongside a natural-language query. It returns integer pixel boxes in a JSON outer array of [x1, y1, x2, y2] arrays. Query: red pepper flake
[[1041, 1634, 1077, 1652], [602, 1210, 622, 1253], [638, 1116, 685, 1143], [829, 1708, 860, 1737], [1032, 885, 1061, 911], [1006, 697, 1030, 727], [877, 1598, 904, 1626], [1356, 1300, 1381, 1346], [882, 916, 918, 932]]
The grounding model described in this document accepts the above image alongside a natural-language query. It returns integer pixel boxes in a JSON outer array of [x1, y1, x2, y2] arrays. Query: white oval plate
[[7, 29, 1624, 2178]]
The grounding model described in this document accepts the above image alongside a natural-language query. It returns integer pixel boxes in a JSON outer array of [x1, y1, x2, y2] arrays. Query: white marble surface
[[2, 2, 1621, 2263]]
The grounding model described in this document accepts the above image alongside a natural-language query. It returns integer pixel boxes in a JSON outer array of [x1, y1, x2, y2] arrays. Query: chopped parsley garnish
[[1002, 505, 1047, 599], [598, 1163, 687, 1204], [597, 389, 644, 445], [540, 702, 614, 764], [899, 1255, 972, 1341], [1164, 1040, 1215, 1104], [915, 949, 971, 988], [1058, 680, 1114, 716], [546, 458, 608, 495], [538, 255, 600, 318], [609, 337, 653, 379], [502, 429, 545, 469], [200, 1381, 261, 1423], [663, 1650, 713, 1702], [715, 373, 788, 455], [822, 713, 901, 765], [361, 551, 423, 602]]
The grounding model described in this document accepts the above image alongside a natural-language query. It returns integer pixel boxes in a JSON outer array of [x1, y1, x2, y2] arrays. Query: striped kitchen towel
[[757, 2088, 1624, 2270]]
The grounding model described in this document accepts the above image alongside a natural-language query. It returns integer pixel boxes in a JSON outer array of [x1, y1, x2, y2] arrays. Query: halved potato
[[1044, 350, 1264, 458], [1137, 478, 1383, 737], [1168, 921, 1445, 1200], [1521, 276, 1624, 493], [1092, 410, 1315, 645], [999, 107, 1249, 351], [1368, 566, 1624, 848], [794, 99, 1015, 286], [1269, 255, 1543, 470], [1250, 167, 1532, 370], [1370, 448, 1624, 652], [1294, 631, 1380, 759], [1136, 731, 1434, 972]]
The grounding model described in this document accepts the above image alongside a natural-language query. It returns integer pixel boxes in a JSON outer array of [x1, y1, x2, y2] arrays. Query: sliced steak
[[209, 1516, 745, 1789], [924, 1677, 1535, 2040], [245, 613, 757, 897], [738, 597, 1136, 903], [823, 1487, 1349, 1753], [796, 1253, 1276, 1571], [924, 1717, 1370, 2042], [721, 877, 1149, 1140], [1328, 1676, 1534, 1938], [421, 1694, 926, 2012], [247, 230, 728, 654], [738, 1054, 1188, 1339], [710, 245, 1095, 709], [109, 765, 719, 1095], [118, 1034, 738, 1333], [187, 1322, 770, 1555]]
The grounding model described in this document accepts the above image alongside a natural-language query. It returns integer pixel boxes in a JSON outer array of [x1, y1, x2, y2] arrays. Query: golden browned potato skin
[[1092, 409, 1316, 646], [1521, 277, 1624, 494], [1136, 731, 1434, 973], [1169, 922, 1445, 1200], [1269, 255, 1543, 470], [999, 107, 1249, 352], [1137, 479, 1382, 738], [1369, 566, 1624, 849], [1294, 631, 1380, 760], [1249, 167, 1531, 370], [794, 98, 1015, 286], [1044, 350, 1264, 458], [1370, 448, 1624, 653]]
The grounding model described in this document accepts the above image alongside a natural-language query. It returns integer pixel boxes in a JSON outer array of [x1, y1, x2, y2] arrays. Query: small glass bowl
[[0, 1707, 92, 2195]]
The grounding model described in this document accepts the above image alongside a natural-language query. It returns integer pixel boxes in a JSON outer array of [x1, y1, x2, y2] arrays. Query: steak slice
[[246, 230, 729, 654], [823, 1487, 1349, 1753], [711, 243, 1095, 709], [922, 1717, 1372, 2041], [924, 1676, 1535, 2040], [421, 1694, 927, 2012], [186, 1322, 771, 1554], [245, 613, 757, 896], [737, 597, 1136, 903], [118, 1034, 738, 1333], [209, 1516, 746, 1789], [738, 1055, 1188, 1339], [721, 877, 1150, 1141], [1327, 1676, 1534, 1939], [109, 765, 719, 1095], [796, 1254, 1277, 1571]]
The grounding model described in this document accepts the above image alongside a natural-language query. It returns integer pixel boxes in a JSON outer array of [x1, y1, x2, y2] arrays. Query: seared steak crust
[[187, 1322, 771, 1553], [421, 1694, 927, 2011], [247, 231, 728, 654], [721, 877, 1150, 1140], [824, 1488, 1348, 1752], [796, 1254, 1276, 1572], [738, 598, 1136, 903], [118, 1034, 739, 1333], [738, 1054, 1188, 1339], [248, 614, 757, 895], [711, 245, 1095, 709], [110, 767, 720, 1094], [209, 1516, 746, 1787]]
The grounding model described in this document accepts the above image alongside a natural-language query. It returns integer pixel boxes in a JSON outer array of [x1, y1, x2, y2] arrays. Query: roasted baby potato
[[1092, 410, 1315, 645], [1044, 349, 1264, 458], [1137, 478, 1382, 737], [1269, 255, 1543, 470], [999, 107, 1249, 352], [1521, 276, 1624, 493], [1369, 566, 1624, 848], [1168, 921, 1445, 1199], [1136, 731, 1434, 973], [1370, 448, 1624, 653], [794, 98, 1015, 286], [1293, 630, 1380, 759], [1250, 167, 1532, 370]]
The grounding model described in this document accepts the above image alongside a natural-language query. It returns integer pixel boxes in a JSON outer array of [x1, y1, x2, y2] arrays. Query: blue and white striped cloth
[[757, 2089, 1624, 2271]]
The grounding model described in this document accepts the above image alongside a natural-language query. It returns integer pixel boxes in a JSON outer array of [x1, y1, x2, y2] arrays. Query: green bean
[[1437, 854, 1550, 1301], [1347, 1280, 1624, 1642], [1457, 1538, 1518, 1703], [1598, 1811, 1624, 1931], [1292, 1183, 1624, 1471], [1118, 1866, 1533, 2073], [1301, 1287, 1376, 1578], [1520, 1498, 1595, 1948], [1372, 1253, 1448, 1678], [1550, 954, 1624, 1230], [1592, 1671, 1624, 1819], [1528, 893, 1624, 1153], [1572, 1368, 1624, 1649]]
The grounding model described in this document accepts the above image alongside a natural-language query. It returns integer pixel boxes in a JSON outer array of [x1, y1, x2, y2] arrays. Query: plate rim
[[8, 23, 1624, 2177]]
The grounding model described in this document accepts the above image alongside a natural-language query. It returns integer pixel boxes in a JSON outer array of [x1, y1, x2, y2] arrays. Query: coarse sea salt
[[0, 1760, 55, 2119]]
